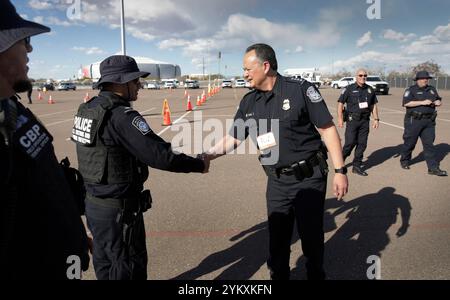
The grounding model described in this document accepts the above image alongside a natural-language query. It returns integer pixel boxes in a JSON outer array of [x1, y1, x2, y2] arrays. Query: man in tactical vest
[[72, 55, 209, 280], [0, 0, 90, 279]]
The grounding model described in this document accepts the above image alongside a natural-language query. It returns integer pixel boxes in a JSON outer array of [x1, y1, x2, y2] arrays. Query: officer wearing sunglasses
[[337, 69, 380, 176]]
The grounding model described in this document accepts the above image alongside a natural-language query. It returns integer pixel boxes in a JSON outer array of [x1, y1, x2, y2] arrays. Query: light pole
[[120, 0, 126, 55]]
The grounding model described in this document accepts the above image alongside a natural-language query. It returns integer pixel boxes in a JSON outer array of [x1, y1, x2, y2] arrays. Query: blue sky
[[13, 0, 450, 80]]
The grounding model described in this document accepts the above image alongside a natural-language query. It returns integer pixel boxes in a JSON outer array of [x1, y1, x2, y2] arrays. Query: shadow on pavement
[[291, 187, 411, 280], [364, 144, 403, 170], [410, 143, 450, 166]]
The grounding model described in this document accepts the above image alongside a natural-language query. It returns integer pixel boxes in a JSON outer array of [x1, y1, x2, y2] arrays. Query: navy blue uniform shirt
[[85, 91, 204, 198], [403, 84, 442, 114], [338, 83, 378, 113], [230, 74, 333, 168]]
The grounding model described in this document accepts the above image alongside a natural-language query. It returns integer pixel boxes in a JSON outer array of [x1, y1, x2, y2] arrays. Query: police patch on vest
[[72, 116, 96, 145], [132, 116, 151, 135], [306, 86, 323, 103], [14, 112, 53, 160]]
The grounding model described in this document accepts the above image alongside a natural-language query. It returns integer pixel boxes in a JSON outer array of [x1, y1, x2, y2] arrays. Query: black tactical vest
[[72, 94, 148, 185]]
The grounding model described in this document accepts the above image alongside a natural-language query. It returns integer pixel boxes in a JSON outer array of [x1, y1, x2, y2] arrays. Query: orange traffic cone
[[84, 92, 89, 103], [162, 99, 170, 116], [186, 95, 193, 111], [38, 92, 42, 100], [48, 95, 55, 104], [162, 109, 172, 126], [201, 93, 206, 104], [196, 95, 202, 106]]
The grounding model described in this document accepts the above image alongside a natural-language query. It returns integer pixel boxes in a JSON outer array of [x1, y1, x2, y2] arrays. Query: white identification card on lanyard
[[257, 132, 277, 151], [359, 102, 369, 109]]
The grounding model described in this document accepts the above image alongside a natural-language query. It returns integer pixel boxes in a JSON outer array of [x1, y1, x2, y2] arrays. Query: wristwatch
[[335, 166, 348, 175]]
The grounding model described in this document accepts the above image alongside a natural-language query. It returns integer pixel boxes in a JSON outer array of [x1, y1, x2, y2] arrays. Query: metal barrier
[[388, 77, 450, 90]]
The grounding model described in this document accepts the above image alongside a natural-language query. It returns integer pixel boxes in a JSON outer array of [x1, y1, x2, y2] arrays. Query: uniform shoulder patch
[[132, 116, 152, 135], [124, 107, 136, 114], [404, 89, 410, 98], [306, 86, 323, 103]]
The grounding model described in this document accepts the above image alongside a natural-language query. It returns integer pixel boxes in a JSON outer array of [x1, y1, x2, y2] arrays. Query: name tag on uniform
[[257, 132, 277, 151], [359, 102, 369, 109]]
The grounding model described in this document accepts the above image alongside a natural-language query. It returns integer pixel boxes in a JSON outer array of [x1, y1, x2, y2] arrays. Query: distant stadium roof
[[79, 56, 181, 80]]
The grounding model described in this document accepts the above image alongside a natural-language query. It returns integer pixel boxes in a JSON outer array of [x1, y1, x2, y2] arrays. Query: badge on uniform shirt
[[256, 132, 277, 151], [359, 102, 369, 109], [132, 116, 152, 135], [282, 99, 291, 111], [306, 86, 323, 103]]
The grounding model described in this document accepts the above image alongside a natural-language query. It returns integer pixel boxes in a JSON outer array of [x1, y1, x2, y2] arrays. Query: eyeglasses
[[358, 74, 368, 78]]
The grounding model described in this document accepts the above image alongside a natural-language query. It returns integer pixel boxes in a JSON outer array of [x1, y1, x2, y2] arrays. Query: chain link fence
[[387, 77, 450, 90]]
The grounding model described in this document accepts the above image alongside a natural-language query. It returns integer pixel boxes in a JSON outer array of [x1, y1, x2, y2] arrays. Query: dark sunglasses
[[358, 74, 368, 78]]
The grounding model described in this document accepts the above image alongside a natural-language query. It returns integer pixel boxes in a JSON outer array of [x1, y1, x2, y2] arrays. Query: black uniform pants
[[342, 119, 370, 167], [266, 165, 327, 280], [85, 199, 148, 280], [401, 116, 438, 170]]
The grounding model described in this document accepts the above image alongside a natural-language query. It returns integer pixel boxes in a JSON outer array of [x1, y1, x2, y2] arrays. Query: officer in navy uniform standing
[[203, 44, 348, 280], [338, 69, 380, 176], [0, 0, 89, 279], [400, 71, 447, 176], [72, 55, 209, 280]]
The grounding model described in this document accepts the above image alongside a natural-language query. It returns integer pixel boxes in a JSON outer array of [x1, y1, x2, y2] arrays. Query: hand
[[333, 174, 348, 200], [372, 120, 379, 129], [422, 99, 433, 106], [86, 233, 93, 254], [197, 153, 210, 173], [338, 119, 344, 128]]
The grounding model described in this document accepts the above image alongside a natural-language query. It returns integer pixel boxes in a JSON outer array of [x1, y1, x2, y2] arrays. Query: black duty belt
[[407, 111, 437, 120], [86, 190, 152, 213], [348, 112, 370, 121], [263, 151, 328, 179]]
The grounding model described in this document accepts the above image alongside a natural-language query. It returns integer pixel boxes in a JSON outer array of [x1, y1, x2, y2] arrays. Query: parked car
[[163, 80, 177, 89], [366, 76, 390, 95], [221, 79, 232, 88], [147, 80, 160, 89], [235, 79, 246, 88], [184, 79, 200, 89], [37, 83, 55, 91], [57, 82, 76, 91], [331, 77, 355, 89]]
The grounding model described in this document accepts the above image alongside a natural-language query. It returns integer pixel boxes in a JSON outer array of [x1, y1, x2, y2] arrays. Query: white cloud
[[403, 23, 450, 55], [357, 31, 373, 48], [383, 29, 416, 42], [28, 0, 52, 10], [72, 46, 106, 55], [33, 15, 74, 27]]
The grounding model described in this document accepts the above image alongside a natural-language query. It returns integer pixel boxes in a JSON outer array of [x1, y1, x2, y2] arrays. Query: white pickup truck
[[331, 77, 355, 89]]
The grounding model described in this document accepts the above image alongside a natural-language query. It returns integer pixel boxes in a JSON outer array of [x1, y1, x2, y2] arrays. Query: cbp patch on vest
[[132, 116, 151, 135], [282, 99, 291, 111], [306, 86, 323, 103]]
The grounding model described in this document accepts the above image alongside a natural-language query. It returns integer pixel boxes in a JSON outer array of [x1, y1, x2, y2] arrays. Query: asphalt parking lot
[[19, 85, 450, 280]]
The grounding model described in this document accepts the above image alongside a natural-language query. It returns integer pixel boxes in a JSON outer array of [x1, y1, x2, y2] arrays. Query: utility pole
[[120, 0, 126, 55]]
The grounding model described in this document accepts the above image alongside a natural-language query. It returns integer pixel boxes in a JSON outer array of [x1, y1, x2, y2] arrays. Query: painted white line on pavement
[[139, 107, 155, 115], [46, 118, 74, 127], [157, 108, 196, 137], [37, 109, 76, 118]]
